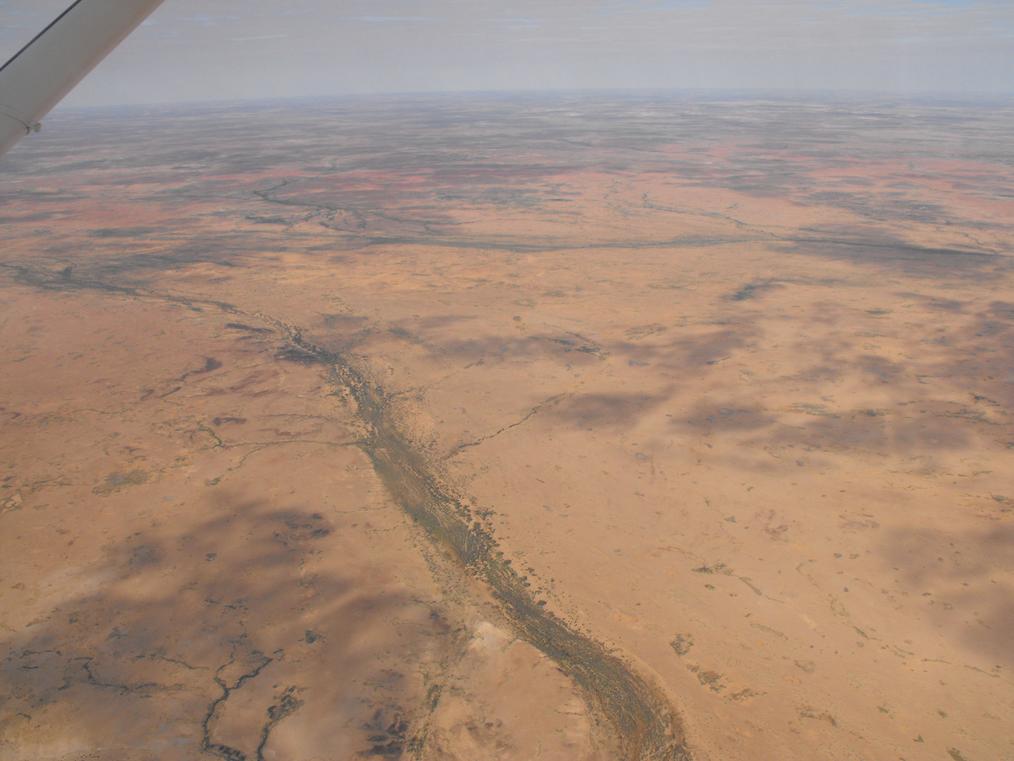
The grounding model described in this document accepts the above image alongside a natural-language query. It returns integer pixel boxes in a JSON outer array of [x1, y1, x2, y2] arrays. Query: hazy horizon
[[3, 4, 1013, 761], [2, 0, 1013, 109]]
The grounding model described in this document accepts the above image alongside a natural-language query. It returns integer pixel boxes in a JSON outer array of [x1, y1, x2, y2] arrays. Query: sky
[[1, 0, 1013, 106]]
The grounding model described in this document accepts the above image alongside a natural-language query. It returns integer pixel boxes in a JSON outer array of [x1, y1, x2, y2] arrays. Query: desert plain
[[0, 94, 1012, 761]]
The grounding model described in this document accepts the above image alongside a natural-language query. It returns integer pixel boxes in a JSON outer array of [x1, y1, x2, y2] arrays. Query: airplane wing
[[0, 0, 165, 157]]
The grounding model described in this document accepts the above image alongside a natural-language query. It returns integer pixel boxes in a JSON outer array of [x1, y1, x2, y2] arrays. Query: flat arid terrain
[[1, 93, 1012, 761]]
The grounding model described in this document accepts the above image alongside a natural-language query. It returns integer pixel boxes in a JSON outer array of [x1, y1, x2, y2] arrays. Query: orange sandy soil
[[1, 96, 1012, 760]]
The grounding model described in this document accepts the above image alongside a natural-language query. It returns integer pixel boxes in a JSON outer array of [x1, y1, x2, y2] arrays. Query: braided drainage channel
[[8, 262, 694, 761], [276, 321, 695, 761]]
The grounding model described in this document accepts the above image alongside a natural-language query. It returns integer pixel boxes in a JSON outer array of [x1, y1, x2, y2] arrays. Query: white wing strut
[[0, 0, 165, 157]]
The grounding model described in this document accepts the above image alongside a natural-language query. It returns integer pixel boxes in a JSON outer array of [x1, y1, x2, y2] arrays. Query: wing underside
[[0, 0, 165, 157]]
